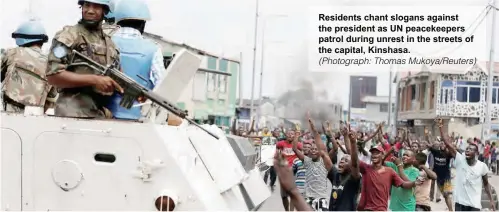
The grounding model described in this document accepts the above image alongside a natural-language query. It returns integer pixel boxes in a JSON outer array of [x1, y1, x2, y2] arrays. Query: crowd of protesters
[[233, 116, 498, 211]]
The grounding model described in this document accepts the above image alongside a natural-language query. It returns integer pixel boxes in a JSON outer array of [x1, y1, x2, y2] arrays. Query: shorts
[[437, 179, 453, 195], [305, 197, 328, 211], [455, 203, 480, 211], [416, 204, 431, 211]]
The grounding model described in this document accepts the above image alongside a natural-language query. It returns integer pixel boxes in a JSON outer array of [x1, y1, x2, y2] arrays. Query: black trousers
[[455, 203, 480, 211], [416, 204, 431, 211], [263, 165, 276, 186]]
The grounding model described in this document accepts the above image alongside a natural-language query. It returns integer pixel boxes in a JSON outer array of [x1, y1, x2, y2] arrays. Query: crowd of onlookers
[[233, 117, 498, 211]]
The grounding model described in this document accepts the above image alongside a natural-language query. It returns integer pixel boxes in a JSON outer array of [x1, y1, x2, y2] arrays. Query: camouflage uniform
[[102, 22, 120, 36], [46, 23, 120, 118], [1, 46, 57, 113]]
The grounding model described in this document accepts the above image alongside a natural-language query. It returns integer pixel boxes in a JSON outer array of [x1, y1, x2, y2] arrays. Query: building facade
[[350, 76, 377, 109], [144, 33, 240, 127], [396, 62, 499, 137], [361, 96, 395, 123]]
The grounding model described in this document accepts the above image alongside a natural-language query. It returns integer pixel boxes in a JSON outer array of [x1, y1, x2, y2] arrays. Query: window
[[420, 83, 426, 110], [192, 72, 207, 101], [380, 103, 388, 112], [440, 80, 454, 104], [219, 75, 227, 93], [494, 89, 498, 104], [219, 59, 228, 72], [218, 59, 228, 93], [399, 88, 404, 111], [485, 83, 499, 104], [430, 81, 435, 109], [207, 56, 218, 92], [456, 81, 481, 103], [411, 84, 416, 100], [207, 73, 216, 91]]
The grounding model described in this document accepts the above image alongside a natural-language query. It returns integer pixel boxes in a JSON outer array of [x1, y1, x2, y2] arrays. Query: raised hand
[[434, 117, 443, 128]]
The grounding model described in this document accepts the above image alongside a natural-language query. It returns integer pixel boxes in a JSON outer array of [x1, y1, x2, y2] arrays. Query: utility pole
[[238, 52, 244, 107], [29, 0, 33, 14], [257, 33, 266, 129], [256, 15, 287, 128], [482, 1, 497, 141], [393, 79, 400, 137], [388, 64, 394, 127], [348, 78, 352, 122], [249, 0, 259, 121]]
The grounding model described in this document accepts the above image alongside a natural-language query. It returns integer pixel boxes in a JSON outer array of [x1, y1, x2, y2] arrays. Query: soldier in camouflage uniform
[[1, 19, 57, 113], [46, 0, 124, 118]]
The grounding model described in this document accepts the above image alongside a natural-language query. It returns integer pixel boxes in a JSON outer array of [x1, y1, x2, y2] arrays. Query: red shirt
[[484, 144, 491, 158], [276, 140, 303, 167], [357, 161, 405, 211], [383, 142, 402, 162]]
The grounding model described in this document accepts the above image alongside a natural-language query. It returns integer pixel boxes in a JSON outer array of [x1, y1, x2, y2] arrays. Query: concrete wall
[[364, 103, 395, 124]]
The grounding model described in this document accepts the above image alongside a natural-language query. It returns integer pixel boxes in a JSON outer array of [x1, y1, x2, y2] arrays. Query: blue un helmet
[[114, 0, 151, 24], [78, 0, 112, 14], [11, 19, 48, 47], [104, 0, 117, 20]]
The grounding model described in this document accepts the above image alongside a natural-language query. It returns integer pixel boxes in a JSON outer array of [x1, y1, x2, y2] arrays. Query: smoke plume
[[275, 56, 341, 131]]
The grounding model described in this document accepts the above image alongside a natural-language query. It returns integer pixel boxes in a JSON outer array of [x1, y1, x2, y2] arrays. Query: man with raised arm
[[436, 118, 496, 211], [356, 141, 420, 211], [276, 128, 302, 211], [327, 127, 361, 211], [292, 114, 333, 211]]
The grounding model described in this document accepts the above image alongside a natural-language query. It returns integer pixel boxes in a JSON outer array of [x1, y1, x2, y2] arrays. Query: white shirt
[[422, 149, 430, 167], [261, 144, 276, 166], [336, 144, 371, 164], [478, 143, 485, 154], [454, 152, 489, 209], [459, 139, 468, 151]]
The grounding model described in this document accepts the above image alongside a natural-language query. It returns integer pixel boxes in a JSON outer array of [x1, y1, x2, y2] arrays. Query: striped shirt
[[293, 157, 306, 194], [304, 156, 329, 199]]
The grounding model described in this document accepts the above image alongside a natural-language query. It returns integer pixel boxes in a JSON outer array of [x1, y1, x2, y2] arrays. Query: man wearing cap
[[356, 144, 420, 211], [46, 0, 124, 118]]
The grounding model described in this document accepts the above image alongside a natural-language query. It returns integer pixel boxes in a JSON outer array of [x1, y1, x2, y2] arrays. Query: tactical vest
[[1, 47, 51, 107], [51, 24, 120, 118], [107, 35, 157, 120], [102, 23, 120, 36]]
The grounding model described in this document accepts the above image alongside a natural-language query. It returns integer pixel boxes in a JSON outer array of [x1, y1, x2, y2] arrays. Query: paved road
[[259, 171, 499, 211]]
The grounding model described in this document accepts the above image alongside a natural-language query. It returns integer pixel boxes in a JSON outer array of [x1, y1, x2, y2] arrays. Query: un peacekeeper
[[1, 19, 57, 113], [108, 0, 182, 125], [107, 0, 167, 121], [46, 0, 124, 118], [102, 0, 119, 35]]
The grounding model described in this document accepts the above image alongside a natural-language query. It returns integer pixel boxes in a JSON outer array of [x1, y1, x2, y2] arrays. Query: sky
[[1, 0, 498, 109]]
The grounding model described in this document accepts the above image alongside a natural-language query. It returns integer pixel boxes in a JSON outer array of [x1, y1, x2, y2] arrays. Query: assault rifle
[[68, 50, 220, 139]]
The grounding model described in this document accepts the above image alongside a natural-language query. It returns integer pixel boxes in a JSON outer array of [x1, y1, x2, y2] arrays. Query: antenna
[[26, 0, 38, 21], [28, 0, 33, 14]]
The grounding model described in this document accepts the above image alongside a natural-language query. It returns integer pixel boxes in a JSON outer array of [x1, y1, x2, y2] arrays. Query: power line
[[435, 6, 491, 56], [411, 5, 491, 57]]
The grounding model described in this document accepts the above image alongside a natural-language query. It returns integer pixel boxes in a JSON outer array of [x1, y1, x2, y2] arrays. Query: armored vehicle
[[0, 49, 271, 211]]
